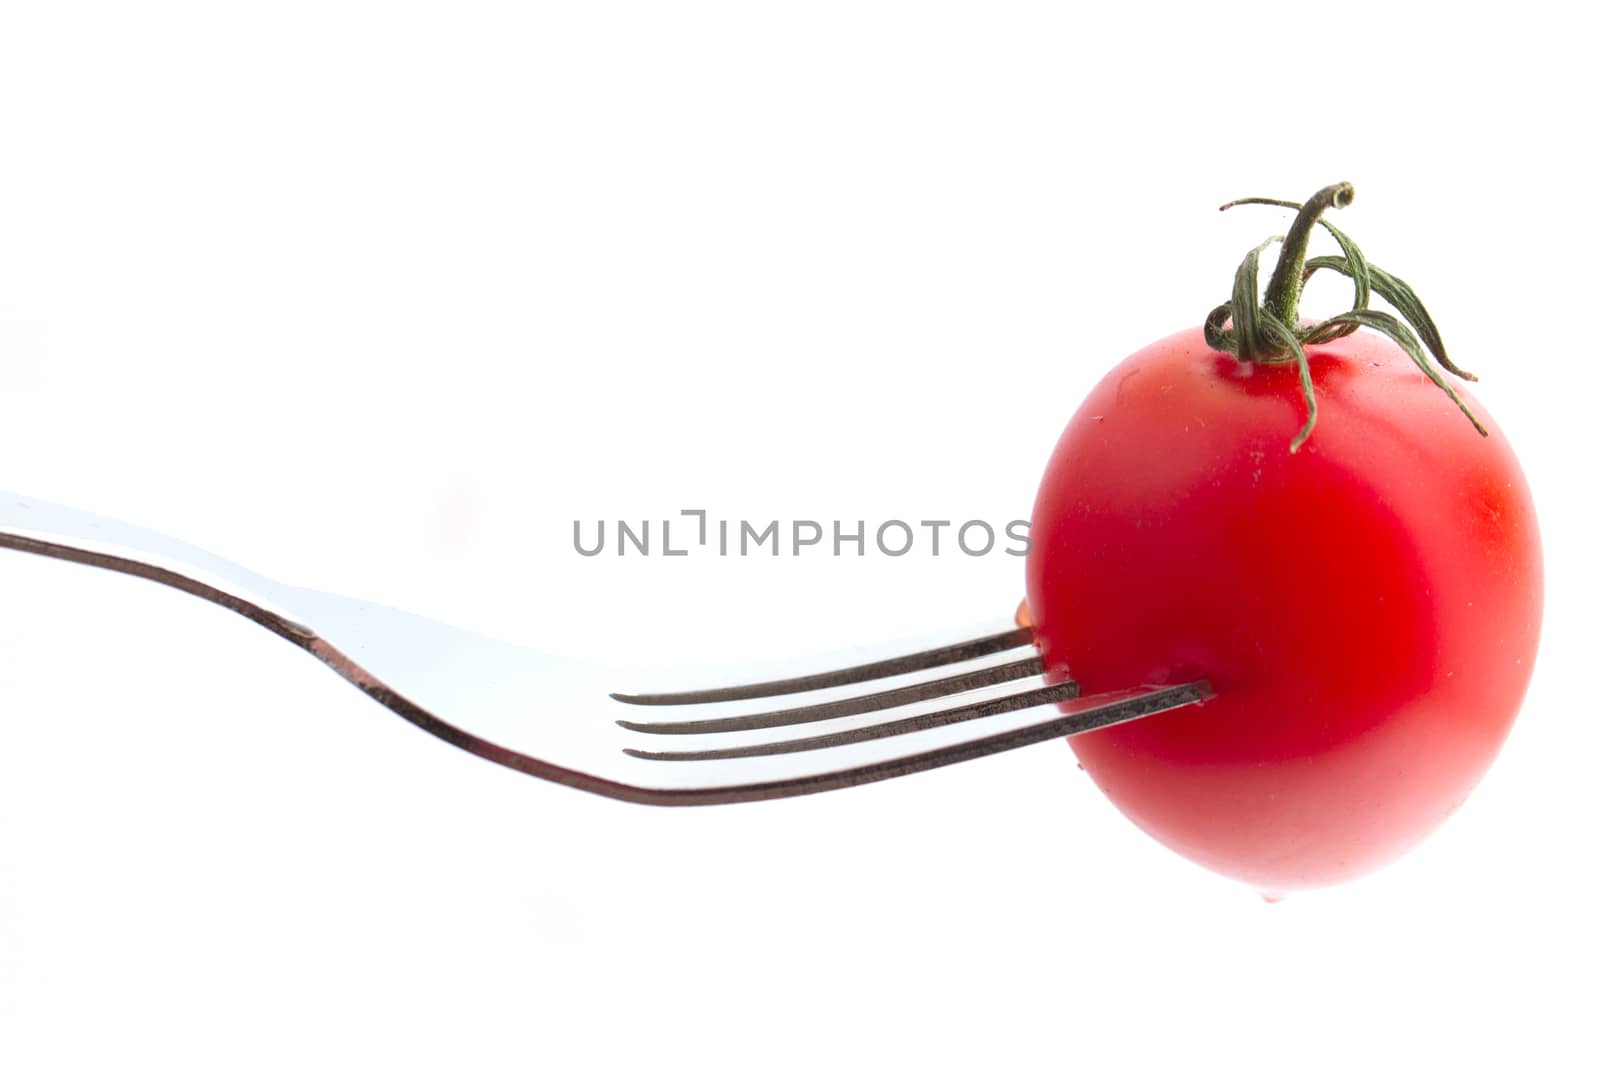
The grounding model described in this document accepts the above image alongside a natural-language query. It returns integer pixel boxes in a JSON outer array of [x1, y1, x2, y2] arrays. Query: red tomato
[[1025, 326, 1541, 893]]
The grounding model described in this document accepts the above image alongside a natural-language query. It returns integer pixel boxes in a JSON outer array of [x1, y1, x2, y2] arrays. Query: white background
[[2, 2, 1596, 1064]]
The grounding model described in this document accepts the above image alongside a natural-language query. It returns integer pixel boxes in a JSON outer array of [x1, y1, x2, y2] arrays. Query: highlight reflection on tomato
[[1025, 186, 1542, 893]]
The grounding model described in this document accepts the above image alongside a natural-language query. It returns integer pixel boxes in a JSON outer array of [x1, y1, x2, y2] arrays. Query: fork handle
[[0, 490, 310, 638]]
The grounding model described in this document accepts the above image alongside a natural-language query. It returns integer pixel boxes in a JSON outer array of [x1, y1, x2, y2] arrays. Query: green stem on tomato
[[1202, 182, 1486, 450], [1261, 183, 1354, 330]]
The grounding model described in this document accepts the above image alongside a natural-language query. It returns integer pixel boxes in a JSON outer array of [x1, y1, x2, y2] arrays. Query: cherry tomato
[[1025, 324, 1541, 892]]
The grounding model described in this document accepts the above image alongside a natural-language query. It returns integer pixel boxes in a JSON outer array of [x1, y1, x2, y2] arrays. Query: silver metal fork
[[1, 490, 1212, 805]]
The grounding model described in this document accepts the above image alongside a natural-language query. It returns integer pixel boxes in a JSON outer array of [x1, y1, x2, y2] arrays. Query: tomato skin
[[1026, 326, 1542, 892]]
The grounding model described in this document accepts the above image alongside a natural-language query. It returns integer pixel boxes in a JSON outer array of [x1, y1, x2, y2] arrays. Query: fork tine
[[630, 681, 1213, 805], [623, 679, 1081, 760], [615, 656, 1048, 735], [608, 626, 1035, 706]]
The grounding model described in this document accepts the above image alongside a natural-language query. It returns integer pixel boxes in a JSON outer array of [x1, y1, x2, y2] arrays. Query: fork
[[1, 490, 1212, 804]]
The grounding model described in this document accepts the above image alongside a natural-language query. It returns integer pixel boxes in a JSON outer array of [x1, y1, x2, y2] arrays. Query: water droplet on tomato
[[1014, 598, 1032, 628]]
